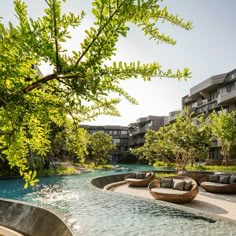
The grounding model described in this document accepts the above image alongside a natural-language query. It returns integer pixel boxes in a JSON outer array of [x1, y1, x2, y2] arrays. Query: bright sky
[[1, 0, 236, 126]]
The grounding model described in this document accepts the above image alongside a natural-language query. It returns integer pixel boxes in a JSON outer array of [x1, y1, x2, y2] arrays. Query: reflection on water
[[0, 165, 235, 236]]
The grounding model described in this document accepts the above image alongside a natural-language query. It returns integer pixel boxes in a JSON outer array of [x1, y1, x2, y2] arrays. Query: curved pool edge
[[90, 172, 236, 225], [0, 198, 74, 236]]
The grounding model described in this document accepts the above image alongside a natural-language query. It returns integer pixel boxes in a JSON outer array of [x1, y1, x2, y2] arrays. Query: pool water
[[0, 165, 236, 236]]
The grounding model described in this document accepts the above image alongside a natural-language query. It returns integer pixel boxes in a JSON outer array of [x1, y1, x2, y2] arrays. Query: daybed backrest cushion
[[184, 179, 192, 191], [209, 174, 219, 183], [128, 173, 136, 178], [219, 175, 230, 184], [173, 179, 185, 190], [136, 172, 146, 179], [230, 175, 236, 184], [160, 178, 173, 188]]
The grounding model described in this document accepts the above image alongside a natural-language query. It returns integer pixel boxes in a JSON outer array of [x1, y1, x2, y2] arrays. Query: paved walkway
[[113, 183, 236, 221]]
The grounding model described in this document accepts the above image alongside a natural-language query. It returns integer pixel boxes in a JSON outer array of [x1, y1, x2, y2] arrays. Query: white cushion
[[151, 187, 188, 194], [126, 178, 143, 182]]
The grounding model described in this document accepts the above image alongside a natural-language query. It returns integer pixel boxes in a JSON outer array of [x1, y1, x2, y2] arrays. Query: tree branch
[[74, 0, 127, 67], [22, 74, 56, 93], [52, 0, 60, 73]]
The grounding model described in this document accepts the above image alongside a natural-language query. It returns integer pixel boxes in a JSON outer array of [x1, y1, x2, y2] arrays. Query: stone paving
[[113, 183, 236, 221]]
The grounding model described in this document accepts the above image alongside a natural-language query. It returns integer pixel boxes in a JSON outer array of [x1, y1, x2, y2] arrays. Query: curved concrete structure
[[0, 198, 73, 236], [91, 172, 130, 189], [91, 170, 176, 189]]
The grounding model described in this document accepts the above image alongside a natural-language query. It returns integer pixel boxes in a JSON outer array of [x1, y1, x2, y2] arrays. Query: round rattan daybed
[[200, 176, 236, 194], [125, 171, 155, 187], [148, 176, 199, 204]]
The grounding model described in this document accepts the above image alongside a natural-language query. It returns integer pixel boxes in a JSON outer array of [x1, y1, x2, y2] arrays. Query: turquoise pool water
[[0, 165, 236, 236]]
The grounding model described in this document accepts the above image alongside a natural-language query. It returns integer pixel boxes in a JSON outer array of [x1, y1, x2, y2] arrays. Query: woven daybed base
[[200, 176, 236, 194], [148, 176, 199, 204], [125, 171, 155, 187]]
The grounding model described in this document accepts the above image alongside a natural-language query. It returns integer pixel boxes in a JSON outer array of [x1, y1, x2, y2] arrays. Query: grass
[[153, 161, 175, 168], [154, 172, 176, 178], [153, 160, 236, 173], [186, 165, 236, 173]]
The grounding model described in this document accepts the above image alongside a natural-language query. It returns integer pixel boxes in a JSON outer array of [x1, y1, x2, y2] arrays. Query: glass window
[[121, 130, 128, 135], [113, 130, 118, 135], [113, 138, 120, 144]]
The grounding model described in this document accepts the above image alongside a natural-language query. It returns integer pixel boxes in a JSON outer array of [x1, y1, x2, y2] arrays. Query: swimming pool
[[0, 166, 236, 236]]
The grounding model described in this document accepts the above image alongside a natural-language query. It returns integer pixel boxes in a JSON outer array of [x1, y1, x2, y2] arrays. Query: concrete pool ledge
[[112, 183, 236, 223], [91, 173, 236, 224], [0, 198, 74, 236]]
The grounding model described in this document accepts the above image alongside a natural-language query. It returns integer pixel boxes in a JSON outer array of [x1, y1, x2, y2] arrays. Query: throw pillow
[[230, 175, 236, 184], [160, 178, 173, 188], [145, 172, 151, 178], [173, 179, 185, 190], [219, 175, 230, 184], [136, 172, 146, 179], [184, 179, 192, 191], [209, 175, 219, 183]]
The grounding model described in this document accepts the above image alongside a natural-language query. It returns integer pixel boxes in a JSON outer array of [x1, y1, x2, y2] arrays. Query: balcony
[[217, 89, 236, 105], [182, 95, 197, 105], [128, 137, 145, 146], [195, 100, 218, 114], [130, 127, 147, 135]]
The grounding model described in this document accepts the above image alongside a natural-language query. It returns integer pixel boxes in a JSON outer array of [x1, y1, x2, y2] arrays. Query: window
[[113, 130, 118, 135], [121, 130, 128, 135], [113, 138, 120, 144]]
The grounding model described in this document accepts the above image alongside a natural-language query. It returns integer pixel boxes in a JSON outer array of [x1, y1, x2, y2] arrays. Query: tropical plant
[[0, 0, 191, 185], [88, 132, 116, 166], [132, 110, 211, 170], [209, 110, 236, 166]]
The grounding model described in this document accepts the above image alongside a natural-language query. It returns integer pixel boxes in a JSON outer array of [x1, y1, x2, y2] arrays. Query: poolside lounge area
[[112, 183, 236, 221]]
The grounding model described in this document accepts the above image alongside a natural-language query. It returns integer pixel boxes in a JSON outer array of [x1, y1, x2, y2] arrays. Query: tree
[[50, 120, 89, 164], [132, 110, 211, 170], [64, 123, 89, 165], [131, 129, 174, 165], [88, 132, 115, 166], [209, 110, 236, 166], [0, 0, 191, 185]]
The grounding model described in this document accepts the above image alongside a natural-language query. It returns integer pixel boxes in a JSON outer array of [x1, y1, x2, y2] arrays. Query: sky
[[1, 0, 236, 126]]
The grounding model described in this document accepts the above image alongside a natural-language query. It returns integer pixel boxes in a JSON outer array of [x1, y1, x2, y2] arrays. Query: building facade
[[81, 68, 236, 165], [81, 116, 167, 163], [80, 125, 129, 163], [128, 115, 168, 149], [182, 68, 236, 164]]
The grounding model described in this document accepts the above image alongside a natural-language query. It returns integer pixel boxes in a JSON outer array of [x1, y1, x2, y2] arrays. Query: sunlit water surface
[[0, 165, 236, 236]]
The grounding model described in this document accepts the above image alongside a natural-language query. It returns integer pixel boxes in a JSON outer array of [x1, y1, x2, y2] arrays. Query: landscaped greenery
[[208, 110, 236, 166], [132, 110, 211, 170], [75, 163, 113, 170], [0, 0, 192, 185], [39, 167, 77, 176], [186, 164, 236, 173], [132, 109, 236, 170], [88, 132, 116, 166]]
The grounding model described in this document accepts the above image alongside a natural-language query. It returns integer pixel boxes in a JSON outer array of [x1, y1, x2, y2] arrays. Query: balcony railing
[[217, 89, 236, 105], [195, 100, 218, 114]]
